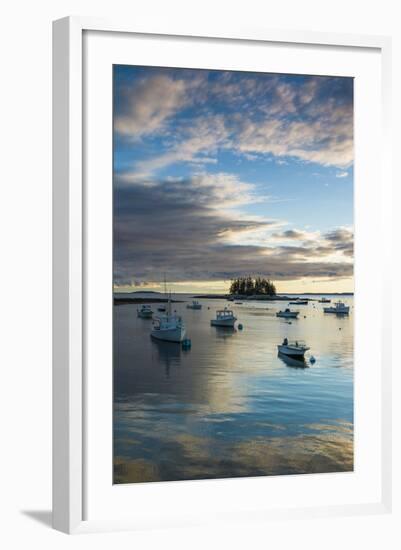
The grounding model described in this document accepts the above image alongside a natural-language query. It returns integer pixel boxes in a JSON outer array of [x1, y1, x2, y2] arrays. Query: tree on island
[[229, 276, 276, 296]]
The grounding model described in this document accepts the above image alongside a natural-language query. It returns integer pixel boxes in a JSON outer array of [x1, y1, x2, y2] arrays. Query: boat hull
[[151, 326, 186, 343], [137, 311, 153, 318], [277, 344, 309, 358], [211, 318, 236, 327], [276, 312, 299, 318], [187, 305, 202, 310], [278, 352, 308, 368], [323, 307, 349, 314]]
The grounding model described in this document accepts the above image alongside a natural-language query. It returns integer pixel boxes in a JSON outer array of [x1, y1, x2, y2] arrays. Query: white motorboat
[[323, 301, 349, 314], [277, 338, 309, 358], [186, 300, 202, 310], [211, 308, 237, 327], [276, 308, 299, 319], [151, 314, 186, 342], [151, 300, 186, 343], [137, 304, 153, 318]]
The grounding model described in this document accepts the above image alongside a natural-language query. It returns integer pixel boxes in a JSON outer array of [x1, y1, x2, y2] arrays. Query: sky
[[113, 65, 353, 294]]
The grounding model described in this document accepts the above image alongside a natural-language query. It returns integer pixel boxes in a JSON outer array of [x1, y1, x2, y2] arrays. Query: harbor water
[[114, 295, 353, 483]]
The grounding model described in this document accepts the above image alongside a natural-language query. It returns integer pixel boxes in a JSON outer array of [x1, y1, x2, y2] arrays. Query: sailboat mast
[[168, 291, 172, 316]]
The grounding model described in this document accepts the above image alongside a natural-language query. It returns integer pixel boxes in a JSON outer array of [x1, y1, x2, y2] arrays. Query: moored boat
[[211, 308, 237, 327], [151, 298, 186, 343], [289, 299, 308, 305], [276, 308, 299, 319], [323, 301, 349, 314], [318, 297, 331, 303], [137, 304, 153, 318], [151, 314, 186, 342], [277, 338, 309, 358], [186, 300, 202, 310]]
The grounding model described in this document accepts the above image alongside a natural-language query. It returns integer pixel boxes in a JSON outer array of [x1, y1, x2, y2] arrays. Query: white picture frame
[[52, 16, 392, 534]]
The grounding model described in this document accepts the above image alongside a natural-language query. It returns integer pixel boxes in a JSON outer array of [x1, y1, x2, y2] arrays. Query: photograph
[[112, 65, 354, 484]]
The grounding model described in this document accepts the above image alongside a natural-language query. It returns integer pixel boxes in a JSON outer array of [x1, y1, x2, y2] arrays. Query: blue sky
[[113, 65, 353, 293]]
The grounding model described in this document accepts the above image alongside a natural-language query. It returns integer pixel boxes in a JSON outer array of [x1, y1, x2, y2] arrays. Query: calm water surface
[[114, 295, 353, 483]]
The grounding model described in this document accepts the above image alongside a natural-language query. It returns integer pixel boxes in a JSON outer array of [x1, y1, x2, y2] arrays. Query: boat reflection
[[152, 340, 182, 378], [278, 351, 309, 369], [214, 326, 236, 340]]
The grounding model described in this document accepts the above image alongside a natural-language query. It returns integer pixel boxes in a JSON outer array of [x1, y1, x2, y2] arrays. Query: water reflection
[[278, 352, 309, 369], [152, 340, 181, 378], [114, 294, 354, 483], [214, 326, 236, 340]]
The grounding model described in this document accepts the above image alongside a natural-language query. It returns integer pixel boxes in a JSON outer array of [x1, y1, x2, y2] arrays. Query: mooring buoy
[[182, 338, 192, 349]]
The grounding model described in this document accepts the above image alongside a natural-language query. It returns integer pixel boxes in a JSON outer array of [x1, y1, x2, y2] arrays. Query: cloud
[[336, 171, 349, 178], [115, 68, 354, 171], [114, 74, 194, 139], [234, 106, 353, 167], [272, 229, 307, 240], [113, 173, 353, 287], [323, 228, 353, 257], [130, 115, 230, 176]]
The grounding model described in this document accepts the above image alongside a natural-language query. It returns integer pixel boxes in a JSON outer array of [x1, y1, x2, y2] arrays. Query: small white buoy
[[310, 356, 316, 364], [238, 323, 243, 330]]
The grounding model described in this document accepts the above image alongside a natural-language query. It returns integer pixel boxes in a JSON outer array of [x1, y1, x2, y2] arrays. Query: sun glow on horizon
[[114, 276, 354, 295]]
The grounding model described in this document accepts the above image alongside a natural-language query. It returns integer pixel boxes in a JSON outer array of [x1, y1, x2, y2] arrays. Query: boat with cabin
[[137, 304, 153, 318], [276, 308, 299, 319], [211, 308, 237, 327], [318, 297, 331, 303], [323, 301, 349, 314], [277, 338, 309, 358], [186, 300, 202, 310], [151, 298, 186, 343]]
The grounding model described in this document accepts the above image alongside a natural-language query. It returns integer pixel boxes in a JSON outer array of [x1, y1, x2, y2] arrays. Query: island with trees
[[229, 276, 277, 297]]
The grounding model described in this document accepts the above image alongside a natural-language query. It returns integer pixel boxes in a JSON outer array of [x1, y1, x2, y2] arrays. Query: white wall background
[[0, 0, 399, 548]]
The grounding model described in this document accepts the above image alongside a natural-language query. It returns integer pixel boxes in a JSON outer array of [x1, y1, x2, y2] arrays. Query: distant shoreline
[[114, 292, 353, 304], [114, 297, 184, 305]]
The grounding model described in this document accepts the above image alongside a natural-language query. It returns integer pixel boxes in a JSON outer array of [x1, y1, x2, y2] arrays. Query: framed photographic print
[[53, 17, 392, 533]]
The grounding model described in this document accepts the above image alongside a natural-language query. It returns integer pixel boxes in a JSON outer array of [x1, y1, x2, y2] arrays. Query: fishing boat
[[137, 304, 153, 318], [211, 308, 237, 327], [323, 301, 349, 314], [151, 299, 186, 343], [277, 338, 309, 358], [186, 300, 202, 310], [276, 308, 299, 319], [318, 297, 331, 303], [157, 305, 167, 312]]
